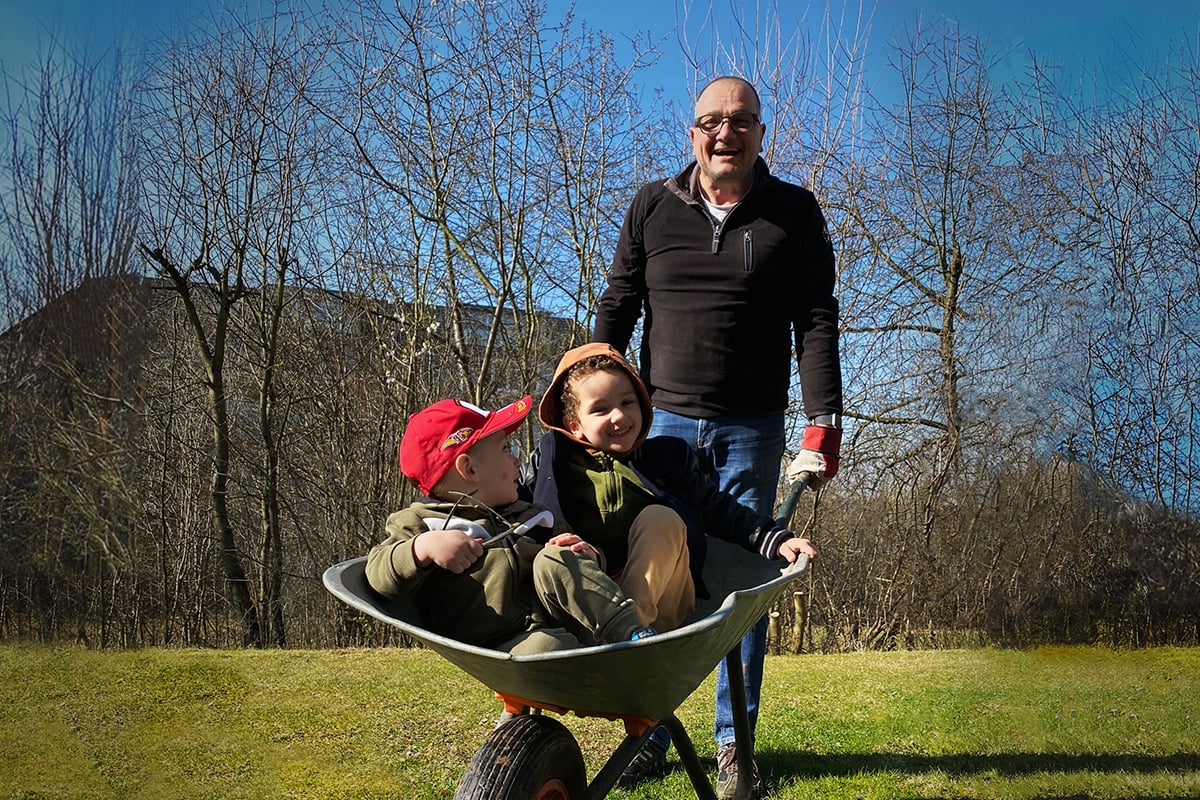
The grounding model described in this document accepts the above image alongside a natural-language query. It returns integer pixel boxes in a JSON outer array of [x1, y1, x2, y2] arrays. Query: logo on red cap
[[440, 428, 475, 451]]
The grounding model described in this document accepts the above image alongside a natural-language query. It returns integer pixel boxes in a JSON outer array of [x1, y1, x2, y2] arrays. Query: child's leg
[[614, 504, 696, 631], [531, 545, 643, 644], [500, 627, 584, 654]]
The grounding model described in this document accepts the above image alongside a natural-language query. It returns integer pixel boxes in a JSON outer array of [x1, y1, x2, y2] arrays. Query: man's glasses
[[692, 111, 760, 135]]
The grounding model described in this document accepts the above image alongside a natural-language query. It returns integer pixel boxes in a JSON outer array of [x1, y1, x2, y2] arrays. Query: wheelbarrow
[[323, 477, 813, 799]]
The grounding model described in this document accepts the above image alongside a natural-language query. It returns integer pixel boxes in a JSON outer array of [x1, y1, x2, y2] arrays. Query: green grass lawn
[[2, 644, 1198, 799]]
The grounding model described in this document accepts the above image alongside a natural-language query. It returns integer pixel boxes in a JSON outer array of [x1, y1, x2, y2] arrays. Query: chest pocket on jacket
[[735, 220, 799, 294]]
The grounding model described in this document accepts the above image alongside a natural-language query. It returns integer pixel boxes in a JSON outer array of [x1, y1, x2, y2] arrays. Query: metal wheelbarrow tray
[[323, 482, 811, 799]]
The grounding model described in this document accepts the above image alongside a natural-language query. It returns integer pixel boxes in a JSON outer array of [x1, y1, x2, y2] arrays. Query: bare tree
[[1, 36, 139, 313], [0, 34, 146, 646], [137, 6, 333, 646], [1051, 49, 1200, 515], [318, 0, 664, 415]]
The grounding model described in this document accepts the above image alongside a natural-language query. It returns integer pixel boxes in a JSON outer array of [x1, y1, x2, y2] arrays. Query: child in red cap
[[365, 395, 653, 653]]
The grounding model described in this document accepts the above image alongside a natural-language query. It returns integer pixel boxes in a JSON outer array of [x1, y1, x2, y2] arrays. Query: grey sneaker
[[618, 738, 668, 787], [715, 743, 762, 800]]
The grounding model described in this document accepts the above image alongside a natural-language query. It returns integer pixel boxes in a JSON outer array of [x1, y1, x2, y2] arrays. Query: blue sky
[[3, 0, 1197, 101]]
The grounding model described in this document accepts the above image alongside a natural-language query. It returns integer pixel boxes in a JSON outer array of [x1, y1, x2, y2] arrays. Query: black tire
[[453, 714, 586, 800]]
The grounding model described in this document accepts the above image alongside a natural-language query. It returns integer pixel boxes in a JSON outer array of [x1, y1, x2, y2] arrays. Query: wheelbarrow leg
[[586, 727, 654, 799], [587, 715, 718, 800], [724, 644, 757, 800], [659, 715, 717, 800]]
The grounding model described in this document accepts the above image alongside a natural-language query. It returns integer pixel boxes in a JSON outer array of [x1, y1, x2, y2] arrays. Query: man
[[593, 75, 843, 799]]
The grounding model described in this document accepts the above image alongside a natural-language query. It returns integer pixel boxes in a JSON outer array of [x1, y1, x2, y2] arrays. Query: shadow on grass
[[763, 750, 1200, 776], [753, 750, 1200, 799]]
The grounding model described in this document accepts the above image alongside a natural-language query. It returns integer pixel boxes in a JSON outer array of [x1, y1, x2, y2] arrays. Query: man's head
[[560, 355, 644, 454], [689, 76, 765, 201], [399, 396, 532, 505]]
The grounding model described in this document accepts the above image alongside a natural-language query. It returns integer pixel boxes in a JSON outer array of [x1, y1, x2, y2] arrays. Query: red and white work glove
[[785, 424, 842, 487]]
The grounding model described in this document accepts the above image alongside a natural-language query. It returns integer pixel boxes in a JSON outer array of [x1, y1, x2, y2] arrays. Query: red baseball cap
[[399, 396, 533, 495]]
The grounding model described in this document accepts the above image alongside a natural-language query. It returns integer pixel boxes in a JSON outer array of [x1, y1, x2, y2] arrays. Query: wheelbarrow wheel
[[453, 714, 586, 800]]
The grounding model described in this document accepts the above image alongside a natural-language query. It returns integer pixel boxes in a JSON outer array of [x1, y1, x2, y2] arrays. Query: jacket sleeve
[[793, 193, 843, 418], [364, 509, 431, 598], [658, 438, 795, 560], [592, 188, 649, 352]]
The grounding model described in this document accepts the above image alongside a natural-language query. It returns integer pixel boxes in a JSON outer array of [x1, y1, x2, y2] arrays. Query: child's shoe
[[617, 738, 668, 787]]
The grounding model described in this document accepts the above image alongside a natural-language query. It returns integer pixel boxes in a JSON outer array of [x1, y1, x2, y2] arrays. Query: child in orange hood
[[530, 343, 817, 781], [532, 342, 815, 606]]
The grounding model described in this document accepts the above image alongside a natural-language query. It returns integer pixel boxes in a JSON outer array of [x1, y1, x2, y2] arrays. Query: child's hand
[[777, 536, 818, 564], [414, 529, 484, 573], [547, 532, 598, 561]]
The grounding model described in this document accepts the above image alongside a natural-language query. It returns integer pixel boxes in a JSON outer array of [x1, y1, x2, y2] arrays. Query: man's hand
[[787, 424, 842, 486], [777, 536, 819, 564], [414, 529, 484, 573]]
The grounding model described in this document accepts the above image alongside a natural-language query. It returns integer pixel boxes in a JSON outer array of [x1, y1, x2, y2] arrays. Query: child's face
[[466, 431, 522, 507], [566, 369, 643, 454]]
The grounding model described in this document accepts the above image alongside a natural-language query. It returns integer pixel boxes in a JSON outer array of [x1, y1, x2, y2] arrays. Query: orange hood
[[538, 342, 653, 450]]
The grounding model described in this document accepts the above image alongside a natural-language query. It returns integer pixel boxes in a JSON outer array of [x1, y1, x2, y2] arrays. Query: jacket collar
[[666, 156, 773, 206]]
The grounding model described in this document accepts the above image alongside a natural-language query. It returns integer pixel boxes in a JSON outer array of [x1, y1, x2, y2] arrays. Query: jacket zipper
[[706, 204, 745, 255], [743, 229, 753, 271]]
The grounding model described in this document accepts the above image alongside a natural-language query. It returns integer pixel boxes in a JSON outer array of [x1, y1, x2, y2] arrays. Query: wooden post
[[767, 609, 781, 655], [791, 590, 807, 653]]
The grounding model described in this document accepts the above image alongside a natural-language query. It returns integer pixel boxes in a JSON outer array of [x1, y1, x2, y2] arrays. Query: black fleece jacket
[[593, 158, 842, 419]]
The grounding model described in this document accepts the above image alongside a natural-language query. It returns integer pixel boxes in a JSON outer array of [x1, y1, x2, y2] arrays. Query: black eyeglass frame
[[692, 111, 761, 135]]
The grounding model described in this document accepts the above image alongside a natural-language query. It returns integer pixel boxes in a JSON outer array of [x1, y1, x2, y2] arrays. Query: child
[[530, 343, 817, 781], [527, 361, 701, 634], [533, 343, 817, 584], [365, 395, 654, 655]]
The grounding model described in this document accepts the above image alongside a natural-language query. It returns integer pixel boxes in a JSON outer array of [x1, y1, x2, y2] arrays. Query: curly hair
[[559, 354, 624, 426]]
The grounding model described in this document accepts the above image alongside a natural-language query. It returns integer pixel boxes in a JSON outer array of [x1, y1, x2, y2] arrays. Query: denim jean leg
[[714, 614, 769, 747], [652, 408, 785, 747], [648, 723, 671, 750], [647, 408, 704, 452], [651, 410, 785, 513], [701, 413, 785, 748]]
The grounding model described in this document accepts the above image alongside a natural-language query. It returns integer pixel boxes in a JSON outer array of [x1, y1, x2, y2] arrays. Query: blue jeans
[[649, 408, 785, 750]]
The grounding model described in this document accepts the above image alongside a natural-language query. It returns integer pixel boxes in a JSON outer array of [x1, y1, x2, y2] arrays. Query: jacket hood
[[538, 342, 653, 451]]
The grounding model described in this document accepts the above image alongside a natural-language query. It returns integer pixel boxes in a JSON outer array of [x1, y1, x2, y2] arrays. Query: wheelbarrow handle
[[774, 471, 815, 529]]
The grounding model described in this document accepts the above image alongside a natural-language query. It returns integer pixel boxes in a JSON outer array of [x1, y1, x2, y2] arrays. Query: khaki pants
[[614, 504, 696, 631]]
